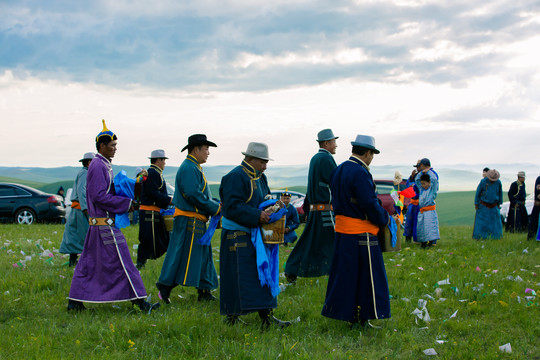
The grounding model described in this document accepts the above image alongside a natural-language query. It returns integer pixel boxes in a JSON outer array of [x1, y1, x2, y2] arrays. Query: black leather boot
[[67, 299, 86, 312], [132, 299, 160, 313], [197, 289, 217, 301], [259, 309, 291, 330], [156, 282, 172, 304], [69, 254, 78, 267]]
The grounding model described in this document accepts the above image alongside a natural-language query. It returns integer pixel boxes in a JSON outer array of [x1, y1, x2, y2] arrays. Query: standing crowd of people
[[58, 120, 538, 332], [472, 168, 540, 241]]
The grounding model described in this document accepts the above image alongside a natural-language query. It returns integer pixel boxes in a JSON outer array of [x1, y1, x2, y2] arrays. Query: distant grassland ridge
[[1, 175, 478, 226]]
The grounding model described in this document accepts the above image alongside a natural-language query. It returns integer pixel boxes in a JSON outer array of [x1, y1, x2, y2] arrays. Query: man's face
[[100, 140, 117, 160], [420, 180, 430, 190], [192, 145, 210, 164], [280, 195, 291, 206], [323, 139, 338, 154], [250, 158, 268, 173], [482, 171, 488, 178], [518, 176, 525, 182], [155, 158, 166, 170]]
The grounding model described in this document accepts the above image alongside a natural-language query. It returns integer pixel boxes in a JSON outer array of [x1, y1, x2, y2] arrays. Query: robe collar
[[349, 154, 370, 172], [150, 164, 163, 174], [241, 160, 261, 179], [318, 148, 332, 156]]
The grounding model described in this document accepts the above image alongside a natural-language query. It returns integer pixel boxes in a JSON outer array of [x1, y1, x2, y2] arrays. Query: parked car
[[269, 190, 306, 222], [0, 183, 65, 224], [374, 180, 411, 215], [500, 194, 534, 224]]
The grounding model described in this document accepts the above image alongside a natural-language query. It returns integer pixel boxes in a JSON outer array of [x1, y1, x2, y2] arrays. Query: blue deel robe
[[506, 180, 528, 233], [403, 175, 419, 242], [219, 160, 277, 316], [137, 164, 171, 263], [158, 155, 220, 291], [415, 172, 440, 243], [414, 169, 439, 244], [473, 178, 503, 239], [284, 204, 300, 243], [60, 166, 90, 254], [285, 148, 337, 277], [322, 156, 391, 322]]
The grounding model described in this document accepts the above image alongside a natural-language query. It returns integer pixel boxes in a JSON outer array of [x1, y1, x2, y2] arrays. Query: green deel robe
[[158, 155, 220, 290], [285, 148, 337, 277]]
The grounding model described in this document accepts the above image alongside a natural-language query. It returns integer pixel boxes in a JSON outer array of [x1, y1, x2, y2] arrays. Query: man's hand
[[259, 211, 270, 224]]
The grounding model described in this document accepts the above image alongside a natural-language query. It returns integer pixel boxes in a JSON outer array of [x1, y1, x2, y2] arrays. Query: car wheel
[[15, 208, 36, 225]]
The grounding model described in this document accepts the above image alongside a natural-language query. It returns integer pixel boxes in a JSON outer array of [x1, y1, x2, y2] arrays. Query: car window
[[0, 185, 17, 197], [13, 187, 31, 196]]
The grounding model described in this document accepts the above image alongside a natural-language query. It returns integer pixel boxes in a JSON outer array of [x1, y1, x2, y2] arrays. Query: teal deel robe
[[158, 155, 220, 290], [285, 148, 337, 277]]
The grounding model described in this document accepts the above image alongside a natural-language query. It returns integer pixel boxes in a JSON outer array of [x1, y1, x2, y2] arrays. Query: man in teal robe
[[156, 135, 221, 303], [285, 129, 338, 282]]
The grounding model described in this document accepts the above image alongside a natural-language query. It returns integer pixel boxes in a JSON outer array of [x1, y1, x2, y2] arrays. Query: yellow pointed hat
[[95, 119, 117, 142]]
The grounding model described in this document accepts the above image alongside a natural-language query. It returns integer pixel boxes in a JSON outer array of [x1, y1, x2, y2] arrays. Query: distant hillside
[[1, 162, 538, 192]]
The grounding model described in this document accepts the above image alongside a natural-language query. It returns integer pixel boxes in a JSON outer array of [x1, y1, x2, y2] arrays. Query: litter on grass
[[499, 343, 512, 353], [423, 348, 437, 355]]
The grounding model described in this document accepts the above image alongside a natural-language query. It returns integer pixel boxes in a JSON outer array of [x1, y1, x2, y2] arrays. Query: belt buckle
[[317, 204, 324, 210]]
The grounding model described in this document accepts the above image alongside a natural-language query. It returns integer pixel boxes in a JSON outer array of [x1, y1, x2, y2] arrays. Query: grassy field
[[0, 223, 538, 359]]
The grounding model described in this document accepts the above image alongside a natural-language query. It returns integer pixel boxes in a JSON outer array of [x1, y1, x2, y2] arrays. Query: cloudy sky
[[1, 0, 539, 169]]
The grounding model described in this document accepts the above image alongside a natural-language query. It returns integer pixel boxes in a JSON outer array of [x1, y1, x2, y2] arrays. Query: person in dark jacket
[[136, 149, 172, 269]]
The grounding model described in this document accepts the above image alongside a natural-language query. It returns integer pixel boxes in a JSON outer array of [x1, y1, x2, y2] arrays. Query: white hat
[[241, 142, 273, 161], [79, 152, 95, 162], [149, 149, 168, 159]]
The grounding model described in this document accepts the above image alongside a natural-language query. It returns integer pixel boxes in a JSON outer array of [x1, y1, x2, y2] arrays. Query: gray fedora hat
[[351, 135, 380, 154], [317, 129, 338, 142], [79, 152, 95, 162], [148, 149, 168, 159], [241, 142, 273, 161]]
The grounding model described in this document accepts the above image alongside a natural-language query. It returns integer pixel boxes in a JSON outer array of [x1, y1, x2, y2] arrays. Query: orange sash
[[174, 207, 208, 222], [139, 204, 161, 212], [410, 199, 419, 206], [420, 205, 436, 213], [335, 215, 379, 235], [70, 200, 81, 210]]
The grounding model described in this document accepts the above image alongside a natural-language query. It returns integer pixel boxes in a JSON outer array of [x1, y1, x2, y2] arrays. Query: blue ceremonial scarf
[[197, 213, 222, 246], [113, 170, 135, 229], [388, 216, 398, 248], [251, 199, 287, 298]]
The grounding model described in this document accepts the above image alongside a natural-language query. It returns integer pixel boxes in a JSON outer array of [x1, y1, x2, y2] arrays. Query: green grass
[[0, 224, 538, 359]]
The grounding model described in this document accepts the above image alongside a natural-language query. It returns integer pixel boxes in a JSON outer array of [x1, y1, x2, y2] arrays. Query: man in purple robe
[[67, 120, 160, 313]]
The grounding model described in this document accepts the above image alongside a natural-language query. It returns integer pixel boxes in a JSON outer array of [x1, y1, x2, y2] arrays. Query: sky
[[1, 0, 539, 169]]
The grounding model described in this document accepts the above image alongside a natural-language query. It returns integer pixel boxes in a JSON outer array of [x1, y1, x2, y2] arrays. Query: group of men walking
[[59, 120, 421, 329]]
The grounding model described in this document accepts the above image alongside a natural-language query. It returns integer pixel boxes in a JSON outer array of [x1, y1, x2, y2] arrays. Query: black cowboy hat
[[181, 134, 217, 152]]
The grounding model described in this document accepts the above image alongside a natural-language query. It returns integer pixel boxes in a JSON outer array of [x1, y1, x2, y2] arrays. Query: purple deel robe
[[68, 153, 147, 303]]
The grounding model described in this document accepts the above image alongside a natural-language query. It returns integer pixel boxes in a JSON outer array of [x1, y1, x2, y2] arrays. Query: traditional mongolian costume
[[136, 150, 171, 269], [219, 142, 290, 328], [415, 168, 440, 245], [285, 129, 337, 281], [506, 172, 528, 233], [322, 135, 391, 325], [403, 165, 420, 242], [528, 175, 540, 240], [60, 152, 95, 266], [282, 192, 300, 244], [156, 135, 220, 303], [473, 170, 503, 239], [67, 120, 159, 312]]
